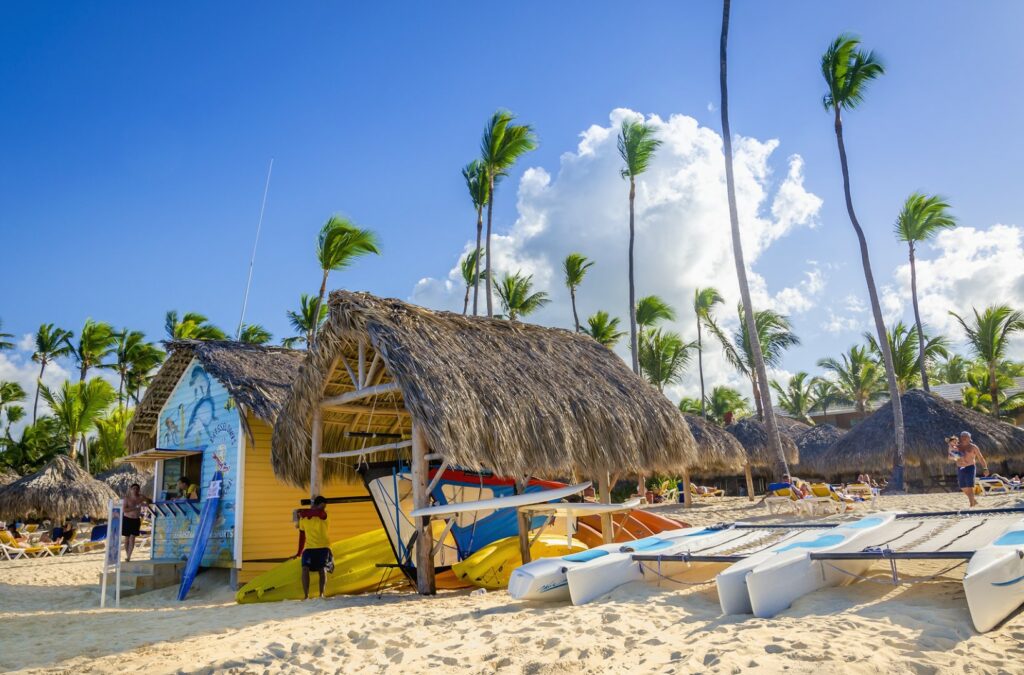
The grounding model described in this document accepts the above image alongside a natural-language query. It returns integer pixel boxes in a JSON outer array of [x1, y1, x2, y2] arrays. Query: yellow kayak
[[236, 528, 405, 603], [453, 535, 587, 590]]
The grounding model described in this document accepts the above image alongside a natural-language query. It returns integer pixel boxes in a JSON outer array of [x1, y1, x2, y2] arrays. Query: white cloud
[[822, 310, 861, 334], [412, 108, 823, 401], [17, 333, 34, 352], [0, 349, 73, 437]]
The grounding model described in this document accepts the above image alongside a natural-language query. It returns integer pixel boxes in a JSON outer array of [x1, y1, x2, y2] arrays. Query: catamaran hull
[[963, 518, 1024, 633]]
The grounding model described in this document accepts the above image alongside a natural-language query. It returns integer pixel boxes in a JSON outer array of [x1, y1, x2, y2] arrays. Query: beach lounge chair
[[804, 483, 845, 515], [978, 476, 1019, 494], [844, 482, 877, 507], [764, 483, 804, 515], [0, 531, 63, 558], [690, 484, 724, 499]]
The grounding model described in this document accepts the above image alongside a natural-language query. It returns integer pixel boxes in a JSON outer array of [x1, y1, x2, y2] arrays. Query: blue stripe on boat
[[775, 534, 846, 552], [991, 574, 1024, 587], [994, 531, 1024, 546], [563, 549, 610, 563], [628, 536, 663, 549], [844, 517, 884, 530]]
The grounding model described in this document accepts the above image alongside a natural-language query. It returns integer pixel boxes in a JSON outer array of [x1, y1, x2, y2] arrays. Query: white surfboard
[[409, 482, 591, 518]]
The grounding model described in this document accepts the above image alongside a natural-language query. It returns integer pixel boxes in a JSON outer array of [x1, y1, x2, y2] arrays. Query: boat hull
[[963, 518, 1024, 632]]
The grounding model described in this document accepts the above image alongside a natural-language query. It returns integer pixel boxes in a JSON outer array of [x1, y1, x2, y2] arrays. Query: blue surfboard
[[177, 471, 222, 601]]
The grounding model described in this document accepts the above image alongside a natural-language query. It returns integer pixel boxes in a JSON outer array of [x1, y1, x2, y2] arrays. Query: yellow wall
[[238, 415, 381, 584]]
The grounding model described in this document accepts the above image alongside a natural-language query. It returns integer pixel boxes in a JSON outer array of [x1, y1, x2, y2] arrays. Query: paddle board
[[177, 471, 222, 601]]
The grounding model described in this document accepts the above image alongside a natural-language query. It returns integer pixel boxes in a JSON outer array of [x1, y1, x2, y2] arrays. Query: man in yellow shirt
[[297, 496, 332, 599]]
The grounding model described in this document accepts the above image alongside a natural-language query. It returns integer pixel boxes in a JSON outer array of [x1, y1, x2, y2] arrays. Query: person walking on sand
[[295, 496, 333, 600], [123, 483, 150, 561], [949, 431, 989, 507]]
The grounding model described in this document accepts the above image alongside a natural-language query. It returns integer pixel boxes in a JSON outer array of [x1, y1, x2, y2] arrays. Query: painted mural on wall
[[152, 359, 238, 568]]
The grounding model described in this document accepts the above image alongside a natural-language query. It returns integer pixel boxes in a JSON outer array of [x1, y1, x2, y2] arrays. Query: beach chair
[[804, 483, 844, 515], [0, 531, 61, 558], [844, 482, 877, 507], [764, 483, 804, 515], [691, 484, 724, 498]]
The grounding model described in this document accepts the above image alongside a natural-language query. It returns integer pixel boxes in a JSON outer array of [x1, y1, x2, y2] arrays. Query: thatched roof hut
[[97, 463, 154, 498], [776, 416, 811, 438], [0, 455, 118, 521], [272, 291, 700, 487], [683, 414, 746, 475], [126, 340, 306, 454], [793, 424, 846, 477], [725, 417, 799, 470], [0, 468, 19, 487], [809, 390, 1024, 477]]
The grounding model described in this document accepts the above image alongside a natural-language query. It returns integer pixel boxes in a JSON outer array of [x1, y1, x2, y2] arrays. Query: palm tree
[[563, 253, 594, 332], [821, 33, 905, 488], [88, 406, 133, 473], [0, 382, 26, 429], [30, 323, 74, 421], [864, 321, 948, 392], [39, 378, 116, 465], [164, 311, 226, 341], [124, 341, 164, 405], [312, 216, 380, 345], [635, 295, 676, 329], [239, 324, 273, 345], [638, 329, 695, 392], [618, 119, 662, 374], [817, 345, 886, 416], [705, 385, 750, 425], [108, 329, 147, 409], [3, 405, 25, 438], [460, 249, 485, 316], [931, 353, 970, 385], [462, 160, 490, 316], [961, 364, 1024, 418], [0, 417, 64, 474], [583, 311, 626, 348], [496, 272, 550, 322], [950, 305, 1024, 417], [0, 319, 14, 351], [719, 0, 789, 479], [480, 111, 538, 318], [284, 294, 329, 348], [894, 193, 957, 392], [770, 372, 816, 425], [809, 378, 840, 417], [693, 287, 724, 418], [74, 319, 116, 381]]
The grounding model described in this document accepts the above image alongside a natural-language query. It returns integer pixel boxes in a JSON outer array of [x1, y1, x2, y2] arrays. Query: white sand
[[3, 492, 1024, 674]]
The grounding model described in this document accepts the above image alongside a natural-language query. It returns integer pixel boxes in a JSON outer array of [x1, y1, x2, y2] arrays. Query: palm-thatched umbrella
[[726, 417, 800, 500], [0, 468, 19, 487], [793, 424, 846, 478], [97, 463, 154, 498], [810, 390, 1024, 484], [680, 414, 746, 504], [776, 415, 812, 438], [0, 455, 118, 521]]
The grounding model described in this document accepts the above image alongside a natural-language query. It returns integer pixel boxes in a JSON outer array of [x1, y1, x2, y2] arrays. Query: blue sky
[[3, 1, 1024, 402]]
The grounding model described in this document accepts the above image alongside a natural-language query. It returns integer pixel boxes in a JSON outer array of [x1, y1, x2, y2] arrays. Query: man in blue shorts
[[951, 431, 989, 507]]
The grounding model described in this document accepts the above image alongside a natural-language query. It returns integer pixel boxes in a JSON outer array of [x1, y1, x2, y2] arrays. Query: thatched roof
[[97, 463, 154, 498], [0, 455, 118, 521], [809, 390, 1024, 476], [793, 424, 846, 475], [683, 414, 746, 474], [0, 468, 19, 487], [272, 291, 700, 487], [127, 340, 306, 454], [725, 417, 799, 469], [776, 416, 811, 437]]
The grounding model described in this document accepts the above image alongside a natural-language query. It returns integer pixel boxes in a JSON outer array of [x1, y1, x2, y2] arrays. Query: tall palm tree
[[638, 329, 695, 393], [3, 405, 25, 439], [770, 372, 817, 425], [460, 249, 486, 316], [961, 364, 1024, 418], [88, 406, 133, 473], [821, 33, 905, 488], [124, 341, 164, 405], [635, 295, 675, 329], [817, 345, 886, 416], [931, 353, 970, 385], [950, 305, 1024, 417], [39, 378, 116, 465], [496, 272, 550, 322], [0, 319, 14, 351], [312, 216, 380, 346], [164, 311, 226, 341], [462, 160, 490, 316], [0, 417, 64, 474], [563, 253, 594, 332], [693, 287, 724, 418], [618, 119, 662, 374], [74, 319, 116, 381], [719, 0, 789, 479], [583, 311, 626, 348], [31, 323, 74, 421], [239, 324, 273, 345], [108, 329, 147, 409], [703, 385, 750, 426], [864, 321, 948, 392], [894, 193, 957, 392], [284, 294, 328, 348], [480, 111, 538, 318]]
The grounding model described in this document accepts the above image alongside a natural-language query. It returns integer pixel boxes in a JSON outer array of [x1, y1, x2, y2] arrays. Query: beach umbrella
[[775, 416, 812, 438], [725, 417, 800, 469], [0, 468, 19, 487], [810, 390, 1024, 481], [97, 462, 154, 498], [792, 424, 846, 478], [683, 414, 747, 475], [0, 454, 118, 521]]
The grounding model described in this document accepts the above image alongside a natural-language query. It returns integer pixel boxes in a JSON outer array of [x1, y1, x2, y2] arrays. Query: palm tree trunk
[[908, 244, 930, 392], [751, 375, 764, 419], [33, 359, 46, 422], [69, 432, 78, 460], [628, 178, 639, 375], [697, 320, 707, 418], [472, 211, 483, 316], [462, 284, 470, 315], [570, 287, 580, 332], [990, 361, 1000, 418], [311, 271, 329, 347], [485, 177, 495, 318], [832, 109, 905, 490], [720, 0, 789, 480]]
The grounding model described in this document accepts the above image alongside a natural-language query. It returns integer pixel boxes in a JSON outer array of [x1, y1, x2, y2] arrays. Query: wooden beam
[[681, 468, 693, 509], [744, 463, 755, 502], [310, 407, 323, 499], [321, 403, 409, 416], [597, 472, 613, 545], [516, 477, 533, 565], [337, 352, 358, 388], [320, 382, 401, 408], [425, 460, 450, 496], [410, 423, 435, 595], [319, 440, 412, 460], [357, 338, 366, 388], [365, 352, 383, 388]]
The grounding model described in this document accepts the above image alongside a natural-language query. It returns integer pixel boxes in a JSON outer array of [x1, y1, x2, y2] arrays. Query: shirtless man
[[950, 431, 989, 507], [122, 483, 150, 561]]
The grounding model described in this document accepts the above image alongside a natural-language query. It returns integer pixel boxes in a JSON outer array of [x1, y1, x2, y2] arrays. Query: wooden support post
[[310, 407, 323, 499], [516, 478, 532, 565], [597, 472, 613, 545], [681, 468, 693, 509], [410, 424, 435, 595], [745, 463, 755, 502], [357, 338, 366, 388]]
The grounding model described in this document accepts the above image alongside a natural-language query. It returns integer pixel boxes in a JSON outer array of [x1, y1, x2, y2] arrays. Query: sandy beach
[[3, 492, 1024, 674]]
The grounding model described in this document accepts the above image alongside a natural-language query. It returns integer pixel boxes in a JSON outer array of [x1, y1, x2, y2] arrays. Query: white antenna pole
[[236, 159, 274, 339]]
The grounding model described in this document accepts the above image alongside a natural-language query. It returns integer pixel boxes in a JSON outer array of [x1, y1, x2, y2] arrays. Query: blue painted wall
[[152, 358, 238, 567]]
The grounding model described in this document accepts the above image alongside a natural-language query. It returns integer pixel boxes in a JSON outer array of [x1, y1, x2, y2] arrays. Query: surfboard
[[409, 482, 591, 518], [177, 471, 222, 601], [518, 498, 642, 516]]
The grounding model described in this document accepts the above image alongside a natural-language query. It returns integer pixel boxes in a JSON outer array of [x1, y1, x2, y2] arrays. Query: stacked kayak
[[453, 534, 586, 590], [574, 509, 688, 547]]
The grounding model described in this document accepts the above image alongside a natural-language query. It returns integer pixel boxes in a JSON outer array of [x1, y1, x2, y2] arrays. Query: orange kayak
[[575, 509, 688, 547]]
